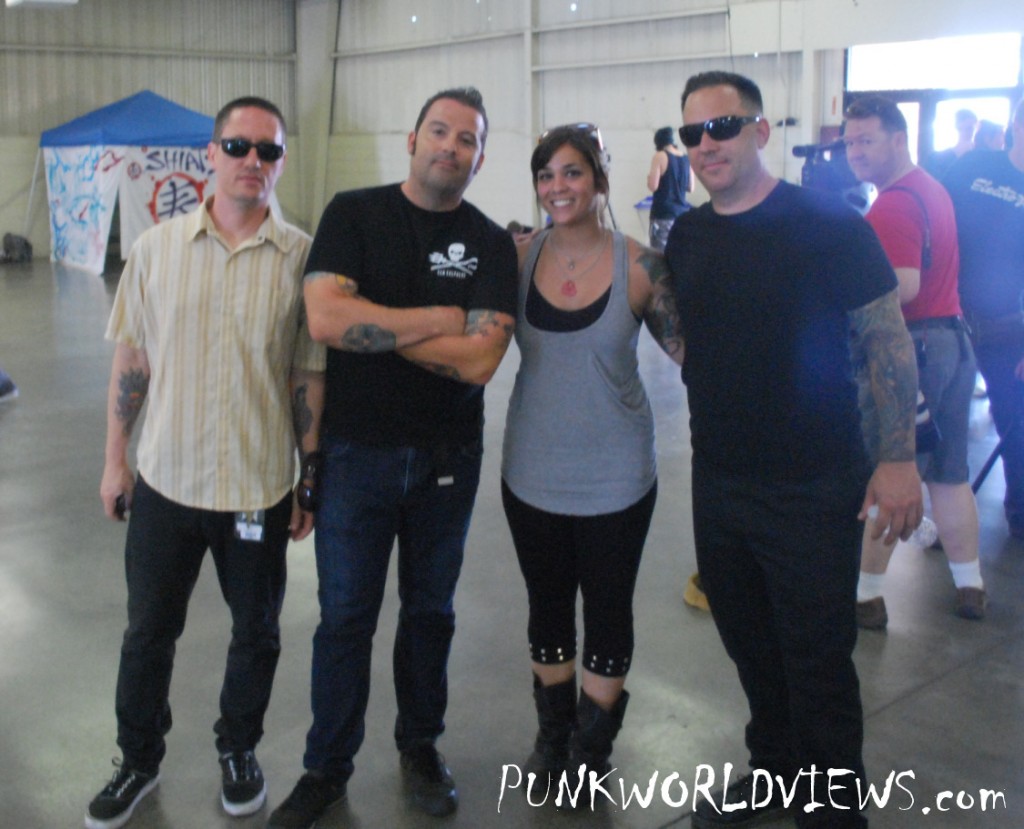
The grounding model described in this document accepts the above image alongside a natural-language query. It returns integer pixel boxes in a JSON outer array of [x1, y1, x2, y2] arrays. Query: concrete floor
[[1, 258, 1022, 829]]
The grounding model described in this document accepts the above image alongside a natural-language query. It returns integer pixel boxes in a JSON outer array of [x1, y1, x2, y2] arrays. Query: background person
[[923, 107, 977, 180], [666, 71, 922, 829], [943, 99, 1024, 540], [646, 125, 693, 251], [844, 95, 985, 627], [973, 119, 1006, 152], [86, 96, 325, 829], [501, 123, 684, 789], [268, 87, 518, 829]]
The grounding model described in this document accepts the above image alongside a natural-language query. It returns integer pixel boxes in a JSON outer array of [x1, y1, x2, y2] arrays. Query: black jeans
[[692, 462, 868, 828], [114, 476, 291, 773], [973, 336, 1024, 529]]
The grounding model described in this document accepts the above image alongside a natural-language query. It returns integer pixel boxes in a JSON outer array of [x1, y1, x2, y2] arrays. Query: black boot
[[568, 688, 629, 780], [524, 674, 576, 783]]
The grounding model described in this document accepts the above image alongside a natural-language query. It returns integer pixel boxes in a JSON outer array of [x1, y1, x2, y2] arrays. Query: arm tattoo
[[466, 309, 514, 347], [849, 290, 918, 462], [304, 270, 359, 297], [637, 250, 685, 359], [637, 250, 669, 286], [115, 368, 149, 437], [292, 382, 312, 447], [340, 324, 397, 352]]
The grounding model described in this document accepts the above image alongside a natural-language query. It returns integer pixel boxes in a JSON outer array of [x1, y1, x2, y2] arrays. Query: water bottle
[[866, 507, 938, 548], [909, 516, 939, 548]]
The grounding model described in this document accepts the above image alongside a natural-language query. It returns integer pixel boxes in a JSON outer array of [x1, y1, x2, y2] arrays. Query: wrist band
[[296, 450, 323, 512]]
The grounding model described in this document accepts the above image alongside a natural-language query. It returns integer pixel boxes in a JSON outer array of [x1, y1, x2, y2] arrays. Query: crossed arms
[[304, 270, 515, 385]]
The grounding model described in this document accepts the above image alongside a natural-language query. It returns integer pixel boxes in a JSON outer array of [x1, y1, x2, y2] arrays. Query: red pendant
[[561, 279, 577, 297]]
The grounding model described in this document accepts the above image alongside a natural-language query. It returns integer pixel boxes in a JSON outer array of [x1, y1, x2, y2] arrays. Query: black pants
[[973, 335, 1024, 529], [114, 476, 291, 773], [692, 462, 868, 828], [501, 480, 656, 677]]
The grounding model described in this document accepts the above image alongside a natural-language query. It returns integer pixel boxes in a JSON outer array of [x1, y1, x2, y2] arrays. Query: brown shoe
[[683, 573, 710, 612], [856, 596, 888, 630], [955, 587, 986, 620]]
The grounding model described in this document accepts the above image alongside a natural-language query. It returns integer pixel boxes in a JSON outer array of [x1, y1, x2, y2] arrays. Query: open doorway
[[845, 32, 1022, 166]]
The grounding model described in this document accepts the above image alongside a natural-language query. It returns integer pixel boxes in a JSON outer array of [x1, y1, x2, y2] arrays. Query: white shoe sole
[[222, 779, 267, 816], [84, 773, 160, 829]]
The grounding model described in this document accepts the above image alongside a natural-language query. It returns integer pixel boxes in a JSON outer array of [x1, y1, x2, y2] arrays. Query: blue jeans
[[115, 476, 291, 774], [303, 435, 483, 782]]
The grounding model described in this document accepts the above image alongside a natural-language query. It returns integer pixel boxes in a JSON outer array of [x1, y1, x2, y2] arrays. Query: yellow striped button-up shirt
[[106, 199, 325, 512]]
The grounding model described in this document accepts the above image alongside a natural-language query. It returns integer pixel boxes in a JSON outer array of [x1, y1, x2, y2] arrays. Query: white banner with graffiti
[[43, 145, 215, 274], [119, 146, 214, 258], [43, 145, 124, 274]]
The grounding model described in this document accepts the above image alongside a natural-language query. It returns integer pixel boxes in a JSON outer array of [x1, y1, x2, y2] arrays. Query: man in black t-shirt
[[269, 87, 517, 829], [666, 71, 922, 829]]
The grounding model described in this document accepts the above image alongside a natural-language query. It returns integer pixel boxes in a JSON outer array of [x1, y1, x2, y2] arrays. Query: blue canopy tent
[[32, 90, 215, 273], [39, 89, 214, 148]]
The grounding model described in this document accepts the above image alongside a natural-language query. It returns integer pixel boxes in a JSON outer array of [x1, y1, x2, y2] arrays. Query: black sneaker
[[0, 374, 18, 403], [84, 761, 160, 829], [692, 771, 793, 828], [400, 743, 458, 817], [267, 772, 347, 829], [219, 750, 267, 816]]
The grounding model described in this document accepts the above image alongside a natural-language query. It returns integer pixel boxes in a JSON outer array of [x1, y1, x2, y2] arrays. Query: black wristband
[[296, 450, 323, 512]]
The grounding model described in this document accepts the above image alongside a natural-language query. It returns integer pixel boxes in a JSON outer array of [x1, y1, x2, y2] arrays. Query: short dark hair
[[681, 71, 764, 115], [531, 124, 610, 195], [954, 108, 978, 129], [844, 95, 907, 134], [212, 96, 287, 142], [654, 126, 676, 150], [413, 87, 489, 148]]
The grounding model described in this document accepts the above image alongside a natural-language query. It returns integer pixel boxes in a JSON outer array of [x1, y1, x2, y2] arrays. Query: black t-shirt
[[306, 183, 518, 448], [943, 150, 1024, 319], [666, 181, 897, 480]]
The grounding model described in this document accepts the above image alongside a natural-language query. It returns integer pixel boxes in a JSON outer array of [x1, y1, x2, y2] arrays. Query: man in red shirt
[[844, 95, 986, 627]]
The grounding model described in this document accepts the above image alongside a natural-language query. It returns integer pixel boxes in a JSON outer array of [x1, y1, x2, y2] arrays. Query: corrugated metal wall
[[0, 0, 297, 136]]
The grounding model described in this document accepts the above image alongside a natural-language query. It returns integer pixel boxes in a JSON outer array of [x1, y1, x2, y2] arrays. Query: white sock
[[857, 572, 886, 602], [949, 560, 984, 590]]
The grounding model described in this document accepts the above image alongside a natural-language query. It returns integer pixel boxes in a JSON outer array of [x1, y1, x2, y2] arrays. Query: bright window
[[847, 32, 1022, 91]]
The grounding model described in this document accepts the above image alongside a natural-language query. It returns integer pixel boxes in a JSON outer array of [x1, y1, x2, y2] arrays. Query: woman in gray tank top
[[500, 123, 684, 796]]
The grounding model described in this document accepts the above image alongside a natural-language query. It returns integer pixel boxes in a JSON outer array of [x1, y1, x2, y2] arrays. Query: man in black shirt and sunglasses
[[666, 71, 922, 829]]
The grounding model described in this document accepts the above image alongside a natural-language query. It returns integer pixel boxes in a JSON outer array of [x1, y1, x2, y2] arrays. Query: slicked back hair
[[681, 71, 764, 115]]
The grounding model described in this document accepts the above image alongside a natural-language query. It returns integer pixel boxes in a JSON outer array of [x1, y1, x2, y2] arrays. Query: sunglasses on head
[[540, 122, 605, 151], [678, 115, 763, 148], [219, 137, 285, 163]]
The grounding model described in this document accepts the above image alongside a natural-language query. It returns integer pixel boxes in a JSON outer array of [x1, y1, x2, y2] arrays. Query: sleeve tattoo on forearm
[[116, 368, 149, 437]]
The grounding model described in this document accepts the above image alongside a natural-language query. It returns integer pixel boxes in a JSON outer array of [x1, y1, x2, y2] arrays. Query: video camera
[[792, 139, 871, 214]]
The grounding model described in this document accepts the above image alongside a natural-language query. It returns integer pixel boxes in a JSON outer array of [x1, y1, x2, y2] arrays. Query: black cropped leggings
[[500, 479, 656, 677]]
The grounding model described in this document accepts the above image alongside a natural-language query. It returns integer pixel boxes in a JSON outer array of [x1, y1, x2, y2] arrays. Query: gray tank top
[[501, 230, 656, 515]]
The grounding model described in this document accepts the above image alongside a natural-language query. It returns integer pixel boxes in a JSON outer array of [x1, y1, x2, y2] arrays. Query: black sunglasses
[[219, 137, 285, 163], [678, 115, 763, 148]]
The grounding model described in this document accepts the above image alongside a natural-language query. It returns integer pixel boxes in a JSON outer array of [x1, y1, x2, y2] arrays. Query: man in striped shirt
[[86, 96, 325, 829]]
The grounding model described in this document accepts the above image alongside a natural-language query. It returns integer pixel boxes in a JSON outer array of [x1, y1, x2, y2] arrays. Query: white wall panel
[[337, 0, 523, 51], [0, 0, 297, 136], [332, 36, 526, 133]]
